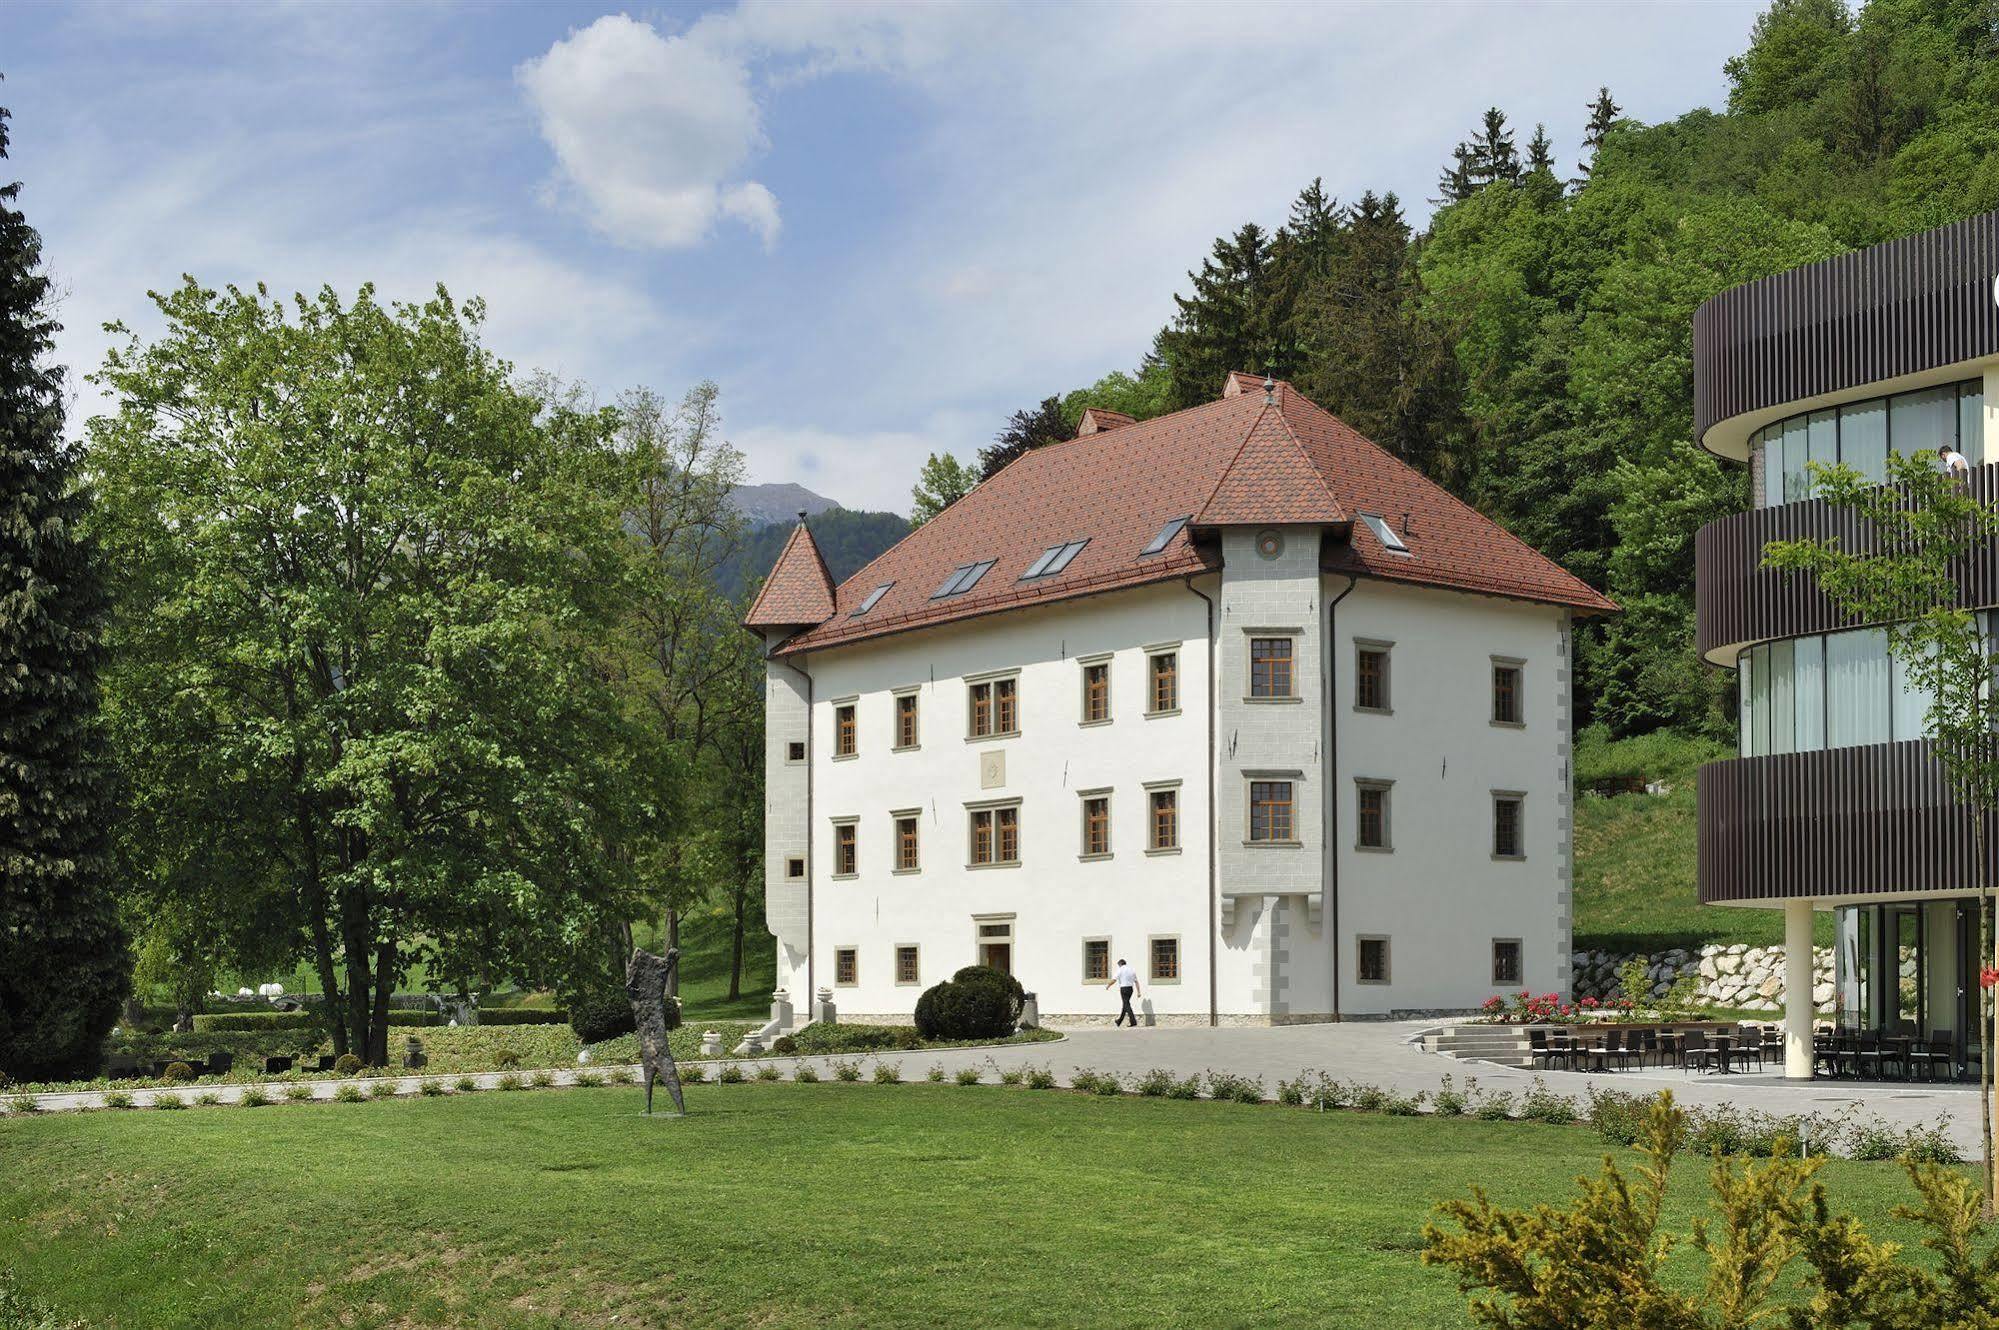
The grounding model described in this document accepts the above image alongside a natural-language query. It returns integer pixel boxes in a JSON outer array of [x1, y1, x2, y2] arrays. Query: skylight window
[[931, 560, 996, 599], [1358, 513, 1410, 554], [851, 583, 893, 617], [1021, 539, 1088, 580], [1141, 515, 1191, 556]]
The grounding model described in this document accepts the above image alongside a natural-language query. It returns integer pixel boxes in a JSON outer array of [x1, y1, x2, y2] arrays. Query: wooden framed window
[[1248, 780, 1295, 843], [1149, 936, 1180, 983], [1492, 939, 1522, 986], [1082, 938, 1110, 982], [834, 947, 858, 986], [1355, 644, 1390, 712], [895, 693, 920, 749], [895, 945, 920, 986], [1149, 651, 1179, 714], [1493, 794, 1525, 859], [1081, 793, 1111, 858], [968, 676, 1019, 738], [1149, 788, 1179, 851], [1081, 661, 1110, 724], [832, 820, 858, 877], [970, 804, 1020, 866], [833, 703, 857, 757], [1357, 936, 1389, 984], [1355, 780, 1391, 851], [894, 813, 919, 872], [1491, 660, 1524, 726], [1249, 636, 1294, 698]]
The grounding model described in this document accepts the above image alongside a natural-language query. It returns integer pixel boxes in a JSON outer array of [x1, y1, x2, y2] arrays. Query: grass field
[[0, 1084, 1955, 1328]]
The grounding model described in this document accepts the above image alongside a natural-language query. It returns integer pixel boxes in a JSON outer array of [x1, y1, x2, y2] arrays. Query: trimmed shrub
[[788, 1024, 924, 1055], [794, 1064, 820, 1083], [284, 1083, 316, 1102], [756, 1064, 782, 1082], [333, 1053, 363, 1076], [718, 1063, 746, 1084], [871, 1060, 902, 1085], [161, 1061, 195, 1083], [367, 1080, 399, 1100], [914, 973, 1015, 1042], [333, 1084, 366, 1103], [771, 1035, 798, 1055], [239, 1086, 271, 1107], [954, 1066, 983, 1086], [567, 992, 636, 1045], [152, 1092, 186, 1110], [474, 1009, 570, 1027], [492, 1049, 521, 1070], [190, 1010, 324, 1033]]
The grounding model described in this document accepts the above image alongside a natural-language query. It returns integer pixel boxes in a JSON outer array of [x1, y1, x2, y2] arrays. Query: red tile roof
[[743, 519, 836, 628], [756, 377, 1614, 654], [1078, 407, 1136, 435]]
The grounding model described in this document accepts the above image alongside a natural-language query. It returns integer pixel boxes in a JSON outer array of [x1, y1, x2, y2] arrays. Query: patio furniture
[[1732, 1026, 1764, 1073], [1853, 1033, 1887, 1080], [1528, 1029, 1555, 1071], [1680, 1031, 1712, 1072], [1600, 1029, 1637, 1072], [1909, 1032, 1955, 1083], [1637, 1028, 1662, 1069]]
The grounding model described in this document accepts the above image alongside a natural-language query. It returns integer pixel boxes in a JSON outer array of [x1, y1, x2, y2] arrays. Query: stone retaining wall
[[1570, 944, 1841, 1014]]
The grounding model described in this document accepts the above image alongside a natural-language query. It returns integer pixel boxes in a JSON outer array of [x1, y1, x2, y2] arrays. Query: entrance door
[[974, 917, 1015, 974]]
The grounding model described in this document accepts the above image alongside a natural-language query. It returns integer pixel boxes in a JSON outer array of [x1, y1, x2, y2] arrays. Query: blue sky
[[4, 1, 1758, 514]]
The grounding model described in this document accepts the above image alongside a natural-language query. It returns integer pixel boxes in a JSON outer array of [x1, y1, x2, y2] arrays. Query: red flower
[[1981, 967, 1999, 990]]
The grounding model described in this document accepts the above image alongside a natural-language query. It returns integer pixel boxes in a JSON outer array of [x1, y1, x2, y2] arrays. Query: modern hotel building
[[1694, 209, 1999, 1077]]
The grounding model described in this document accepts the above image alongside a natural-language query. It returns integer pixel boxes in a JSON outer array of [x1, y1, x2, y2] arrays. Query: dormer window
[[931, 560, 996, 599], [1021, 539, 1088, 580], [1358, 512, 1410, 555], [851, 583, 893, 617], [1141, 516, 1190, 556]]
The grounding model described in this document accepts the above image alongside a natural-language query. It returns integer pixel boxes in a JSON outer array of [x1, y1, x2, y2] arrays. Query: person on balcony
[[1939, 443, 1970, 480]]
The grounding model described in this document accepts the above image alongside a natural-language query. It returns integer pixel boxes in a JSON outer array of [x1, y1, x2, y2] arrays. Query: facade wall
[[789, 583, 1215, 1021], [1330, 581, 1570, 1012], [763, 642, 812, 997]]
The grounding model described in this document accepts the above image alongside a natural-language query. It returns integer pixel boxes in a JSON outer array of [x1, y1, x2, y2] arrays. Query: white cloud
[[516, 14, 780, 250]]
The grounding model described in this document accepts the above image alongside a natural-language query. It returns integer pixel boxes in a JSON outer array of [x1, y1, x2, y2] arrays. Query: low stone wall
[[1570, 944, 1838, 1014]]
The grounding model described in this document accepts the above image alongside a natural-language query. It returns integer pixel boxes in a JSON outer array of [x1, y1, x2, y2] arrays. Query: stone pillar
[[1784, 898, 1815, 1080], [770, 988, 793, 1032]]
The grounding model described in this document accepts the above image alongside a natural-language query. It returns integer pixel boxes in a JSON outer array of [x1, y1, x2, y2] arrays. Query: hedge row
[[188, 1007, 568, 1033]]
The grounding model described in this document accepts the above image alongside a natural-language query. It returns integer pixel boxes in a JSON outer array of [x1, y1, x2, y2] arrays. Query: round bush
[[333, 1052, 363, 1076], [951, 966, 1024, 1021], [568, 992, 637, 1045], [914, 971, 1016, 1041], [161, 1060, 195, 1083]]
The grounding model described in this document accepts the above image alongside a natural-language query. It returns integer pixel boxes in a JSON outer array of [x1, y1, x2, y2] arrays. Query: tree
[[1575, 85, 1621, 183], [90, 281, 649, 1064], [1155, 222, 1285, 408], [1434, 142, 1476, 207], [979, 394, 1067, 479], [1765, 450, 1999, 1208], [0, 100, 130, 1082], [910, 451, 976, 527], [1467, 107, 1521, 188], [1525, 122, 1556, 177]]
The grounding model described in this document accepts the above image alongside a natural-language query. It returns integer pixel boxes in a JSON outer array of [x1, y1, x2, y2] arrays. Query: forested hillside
[[717, 506, 911, 601], [953, 0, 1999, 740]]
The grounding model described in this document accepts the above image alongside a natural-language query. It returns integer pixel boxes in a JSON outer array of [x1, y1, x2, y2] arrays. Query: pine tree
[[1526, 123, 1556, 176], [978, 395, 1067, 479], [1433, 142, 1476, 206], [1576, 85, 1621, 183], [1155, 222, 1284, 408], [0, 99, 130, 1081], [1469, 107, 1520, 187]]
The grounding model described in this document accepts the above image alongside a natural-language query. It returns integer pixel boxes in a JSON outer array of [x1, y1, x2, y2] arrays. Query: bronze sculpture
[[625, 946, 686, 1116]]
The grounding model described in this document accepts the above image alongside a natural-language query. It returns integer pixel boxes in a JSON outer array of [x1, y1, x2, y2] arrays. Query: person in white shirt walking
[[1106, 958, 1141, 1028], [1940, 443, 1970, 480]]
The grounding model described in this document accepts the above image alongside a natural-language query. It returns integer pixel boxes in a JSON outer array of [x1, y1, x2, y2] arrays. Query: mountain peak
[[731, 482, 839, 529]]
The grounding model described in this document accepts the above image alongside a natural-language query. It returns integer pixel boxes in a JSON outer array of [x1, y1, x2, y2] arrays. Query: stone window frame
[[894, 944, 921, 987], [1245, 629, 1303, 703], [1357, 934, 1391, 985], [1078, 787, 1113, 861], [891, 807, 921, 875], [1244, 770, 1302, 847], [831, 816, 859, 880], [967, 797, 1022, 869], [965, 668, 1022, 742], [1491, 938, 1523, 987], [1079, 653, 1113, 727], [1082, 936, 1112, 983], [834, 946, 859, 987], [1354, 777, 1393, 853], [893, 687, 921, 751], [831, 696, 859, 760], [1354, 638, 1393, 714], [1149, 934, 1182, 984], [784, 855, 806, 881], [1144, 778, 1182, 855], [1490, 656, 1526, 728], [1145, 643, 1182, 717], [785, 739, 806, 764]]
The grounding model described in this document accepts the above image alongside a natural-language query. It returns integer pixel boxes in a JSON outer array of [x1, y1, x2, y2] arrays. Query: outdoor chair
[[1601, 1029, 1637, 1072], [1679, 1031, 1710, 1072], [1853, 1033, 1886, 1080], [1528, 1029, 1554, 1071], [1733, 1026, 1764, 1073], [1637, 1028, 1662, 1069], [1910, 1032, 1954, 1083]]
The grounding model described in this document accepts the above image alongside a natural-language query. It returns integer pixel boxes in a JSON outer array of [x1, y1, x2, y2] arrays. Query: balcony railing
[[1693, 462, 1999, 662], [1698, 740, 1999, 904]]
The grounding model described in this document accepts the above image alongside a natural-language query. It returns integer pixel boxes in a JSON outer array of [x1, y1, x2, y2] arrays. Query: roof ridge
[[1265, 389, 1344, 514], [1194, 396, 1346, 526], [744, 520, 836, 627]]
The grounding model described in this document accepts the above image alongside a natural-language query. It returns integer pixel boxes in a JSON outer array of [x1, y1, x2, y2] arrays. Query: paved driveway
[[13, 1020, 1981, 1154]]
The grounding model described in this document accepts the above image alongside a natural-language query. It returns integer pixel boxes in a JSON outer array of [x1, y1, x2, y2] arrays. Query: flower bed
[[1479, 991, 1641, 1024]]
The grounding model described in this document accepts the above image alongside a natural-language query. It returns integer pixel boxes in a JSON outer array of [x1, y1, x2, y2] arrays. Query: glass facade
[[1756, 379, 1983, 506]]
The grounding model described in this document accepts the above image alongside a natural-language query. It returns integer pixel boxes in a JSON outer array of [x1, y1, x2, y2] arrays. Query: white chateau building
[[746, 373, 1615, 1024]]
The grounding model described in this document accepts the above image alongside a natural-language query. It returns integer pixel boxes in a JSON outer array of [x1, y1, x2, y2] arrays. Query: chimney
[[1077, 407, 1136, 436]]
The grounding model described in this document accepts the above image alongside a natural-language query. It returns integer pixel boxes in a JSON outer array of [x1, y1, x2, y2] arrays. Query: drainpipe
[[776, 649, 815, 1004], [1325, 577, 1356, 1022], [1183, 574, 1219, 1028]]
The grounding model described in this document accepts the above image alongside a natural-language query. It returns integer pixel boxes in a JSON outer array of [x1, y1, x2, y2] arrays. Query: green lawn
[[1570, 729, 1833, 953], [0, 1084, 1952, 1328]]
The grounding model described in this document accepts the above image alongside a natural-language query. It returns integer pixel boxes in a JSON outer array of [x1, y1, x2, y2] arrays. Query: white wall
[[783, 582, 1215, 1021], [1330, 580, 1571, 1012]]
